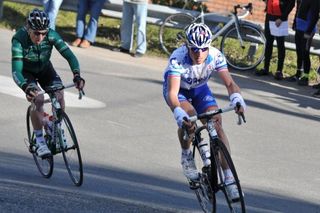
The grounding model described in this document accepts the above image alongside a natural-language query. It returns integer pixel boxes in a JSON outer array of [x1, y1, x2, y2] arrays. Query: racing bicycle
[[25, 83, 84, 186], [159, 0, 266, 71], [183, 103, 246, 212]]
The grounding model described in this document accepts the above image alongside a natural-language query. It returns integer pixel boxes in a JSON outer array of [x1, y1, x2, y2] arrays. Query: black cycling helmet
[[27, 8, 50, 31]]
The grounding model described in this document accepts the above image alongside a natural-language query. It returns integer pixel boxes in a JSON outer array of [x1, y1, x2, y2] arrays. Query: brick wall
[[205, 0, 296, 26]]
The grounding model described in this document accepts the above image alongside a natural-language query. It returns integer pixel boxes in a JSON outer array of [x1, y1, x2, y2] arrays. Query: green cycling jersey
[[11, 27, 80, 89]]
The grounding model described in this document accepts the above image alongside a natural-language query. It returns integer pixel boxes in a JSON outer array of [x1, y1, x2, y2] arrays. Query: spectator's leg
[[263, 19, 274, 73], [276, 36, 285, 72], [120, 1, 134, 51], [295, 30, 304, 78], [46, 0, 63, 30], [134, 3, 147, 54], [76, 0, 89, 39], [84, 0, 105, 43], [42, 0, 50, 13]]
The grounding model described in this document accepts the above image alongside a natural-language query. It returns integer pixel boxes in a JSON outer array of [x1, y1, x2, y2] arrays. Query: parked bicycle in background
[[159, 0, 266, 70]]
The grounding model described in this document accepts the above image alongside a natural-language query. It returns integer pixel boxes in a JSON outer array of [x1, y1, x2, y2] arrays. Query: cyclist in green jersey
[[11, 8, 85, 158]]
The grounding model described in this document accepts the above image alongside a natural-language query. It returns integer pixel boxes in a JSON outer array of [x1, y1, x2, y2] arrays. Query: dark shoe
[[274, 71, 283, 80], [312, 83, 320, 89], [133, 52, 144, 58], [112, 47, 130, 54], [312, 89, 320, 98], [298, 76, 309, 86], [285, 75, 298, 82], [255, 69, 269, 76]]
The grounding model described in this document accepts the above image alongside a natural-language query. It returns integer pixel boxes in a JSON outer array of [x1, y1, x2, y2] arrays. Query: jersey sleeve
[[212, 49, 228, 71], [49, 30, 80, 74], [11, 38, 26, 89]]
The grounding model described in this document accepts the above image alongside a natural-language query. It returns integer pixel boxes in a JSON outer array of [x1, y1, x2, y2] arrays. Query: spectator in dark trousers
[[288, 0, 320, 86], [256, 0, 295, 80], [71, 0, 105, 48]]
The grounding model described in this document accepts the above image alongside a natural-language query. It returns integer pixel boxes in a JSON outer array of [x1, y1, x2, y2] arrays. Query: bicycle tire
[[59, 111, 83, 186], [192, 127, 216, 213], [221, 23, 265, 71], [26, 106, 54, 178], [211, 138, 246, 213], [159, 13, 195, 55]]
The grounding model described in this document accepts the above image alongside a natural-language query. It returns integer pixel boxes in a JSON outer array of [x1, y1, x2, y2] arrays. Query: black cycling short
[[23, 61, 62, 90]]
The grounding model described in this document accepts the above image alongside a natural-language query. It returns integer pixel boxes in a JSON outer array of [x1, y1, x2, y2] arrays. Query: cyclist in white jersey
[[163, 23, 246, 200]]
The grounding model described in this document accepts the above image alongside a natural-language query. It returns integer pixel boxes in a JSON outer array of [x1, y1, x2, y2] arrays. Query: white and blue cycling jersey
[[163, 45, 228, 114]]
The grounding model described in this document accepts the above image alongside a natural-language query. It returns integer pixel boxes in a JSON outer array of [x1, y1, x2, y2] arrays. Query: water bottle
[[43, 112, 53, 137]]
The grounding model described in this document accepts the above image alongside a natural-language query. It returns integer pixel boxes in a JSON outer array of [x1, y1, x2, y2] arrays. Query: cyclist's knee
[[33, 94, 44, 111]]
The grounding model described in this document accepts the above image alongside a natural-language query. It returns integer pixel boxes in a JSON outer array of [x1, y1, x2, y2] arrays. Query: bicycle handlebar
[[187, 102, 246, 124], [234, 3, 253, 19], [38, 82, 85, 100]]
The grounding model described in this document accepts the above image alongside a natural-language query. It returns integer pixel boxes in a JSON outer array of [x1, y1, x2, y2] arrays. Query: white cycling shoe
[[181, 152, 199, 180], [36, 140, 51, 157]]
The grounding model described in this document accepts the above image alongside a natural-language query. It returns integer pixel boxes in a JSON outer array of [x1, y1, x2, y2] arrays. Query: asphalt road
[[0, 28, 319, 213]]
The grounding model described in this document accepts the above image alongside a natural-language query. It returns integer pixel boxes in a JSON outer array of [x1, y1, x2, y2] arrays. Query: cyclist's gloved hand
[[73, 73, 85, 90], [173, 106, 189, 128], [229, 93, 246, 111], [23, 83, 38, 100]]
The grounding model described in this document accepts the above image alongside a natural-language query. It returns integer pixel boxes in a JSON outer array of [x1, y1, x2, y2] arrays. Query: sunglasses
[[33, 31, 48, 36], [190, 47, 209, 53]]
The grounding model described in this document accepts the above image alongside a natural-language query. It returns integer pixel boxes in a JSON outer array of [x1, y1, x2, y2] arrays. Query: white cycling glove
[[229, 93, 246, 110], [173, 107, 189, 128]]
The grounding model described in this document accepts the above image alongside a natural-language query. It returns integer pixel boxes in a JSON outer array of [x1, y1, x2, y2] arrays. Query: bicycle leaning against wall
[[159, 0, 266, 71], [25, 83, 84, 186]]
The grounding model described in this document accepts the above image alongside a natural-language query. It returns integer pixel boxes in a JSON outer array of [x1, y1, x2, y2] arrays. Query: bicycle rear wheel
[[159, 13, 195, 55], [59, 111, 83, 186], [26, 106, 53, 178], [211, 139, 245, 213], [221, 23, 265, 71], [192, 130, 216, 213]]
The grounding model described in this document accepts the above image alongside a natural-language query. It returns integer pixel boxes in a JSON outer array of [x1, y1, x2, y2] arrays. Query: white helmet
[[185, 23, 212, 48]]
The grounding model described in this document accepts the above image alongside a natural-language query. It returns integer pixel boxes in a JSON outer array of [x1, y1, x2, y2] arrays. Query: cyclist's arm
[[218, 69, 241, 96], [11, 38, 27, 90], [167, 76, 181, 111], [49, 30, 80, 75]]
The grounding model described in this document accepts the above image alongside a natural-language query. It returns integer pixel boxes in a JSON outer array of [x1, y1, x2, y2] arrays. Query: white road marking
[[0, 75, 106, 109]]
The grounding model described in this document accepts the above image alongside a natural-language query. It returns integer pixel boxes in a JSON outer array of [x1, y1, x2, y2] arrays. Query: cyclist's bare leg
[[55, 90, 65, 110], [30, 94, 45, 130], [202, 106, 231, 170], [177, 101, 197, 149]]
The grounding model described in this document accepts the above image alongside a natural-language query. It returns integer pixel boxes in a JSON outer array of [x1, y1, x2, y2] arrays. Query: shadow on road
[[0, 151, 319, 213]]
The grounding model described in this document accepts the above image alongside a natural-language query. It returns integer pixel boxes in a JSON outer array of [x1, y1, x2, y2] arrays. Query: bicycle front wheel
[[159, 13, 195, 55], [211, 139, 245, 213], [221, 23, 265, 71], [59, 111, 83, 186], [192, 129, 216, 213], [26, 106, 53, 178]]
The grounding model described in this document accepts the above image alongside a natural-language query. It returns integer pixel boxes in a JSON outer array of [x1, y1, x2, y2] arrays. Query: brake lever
[[237, 113, 246, 125], [78, 89, 85, 100]]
